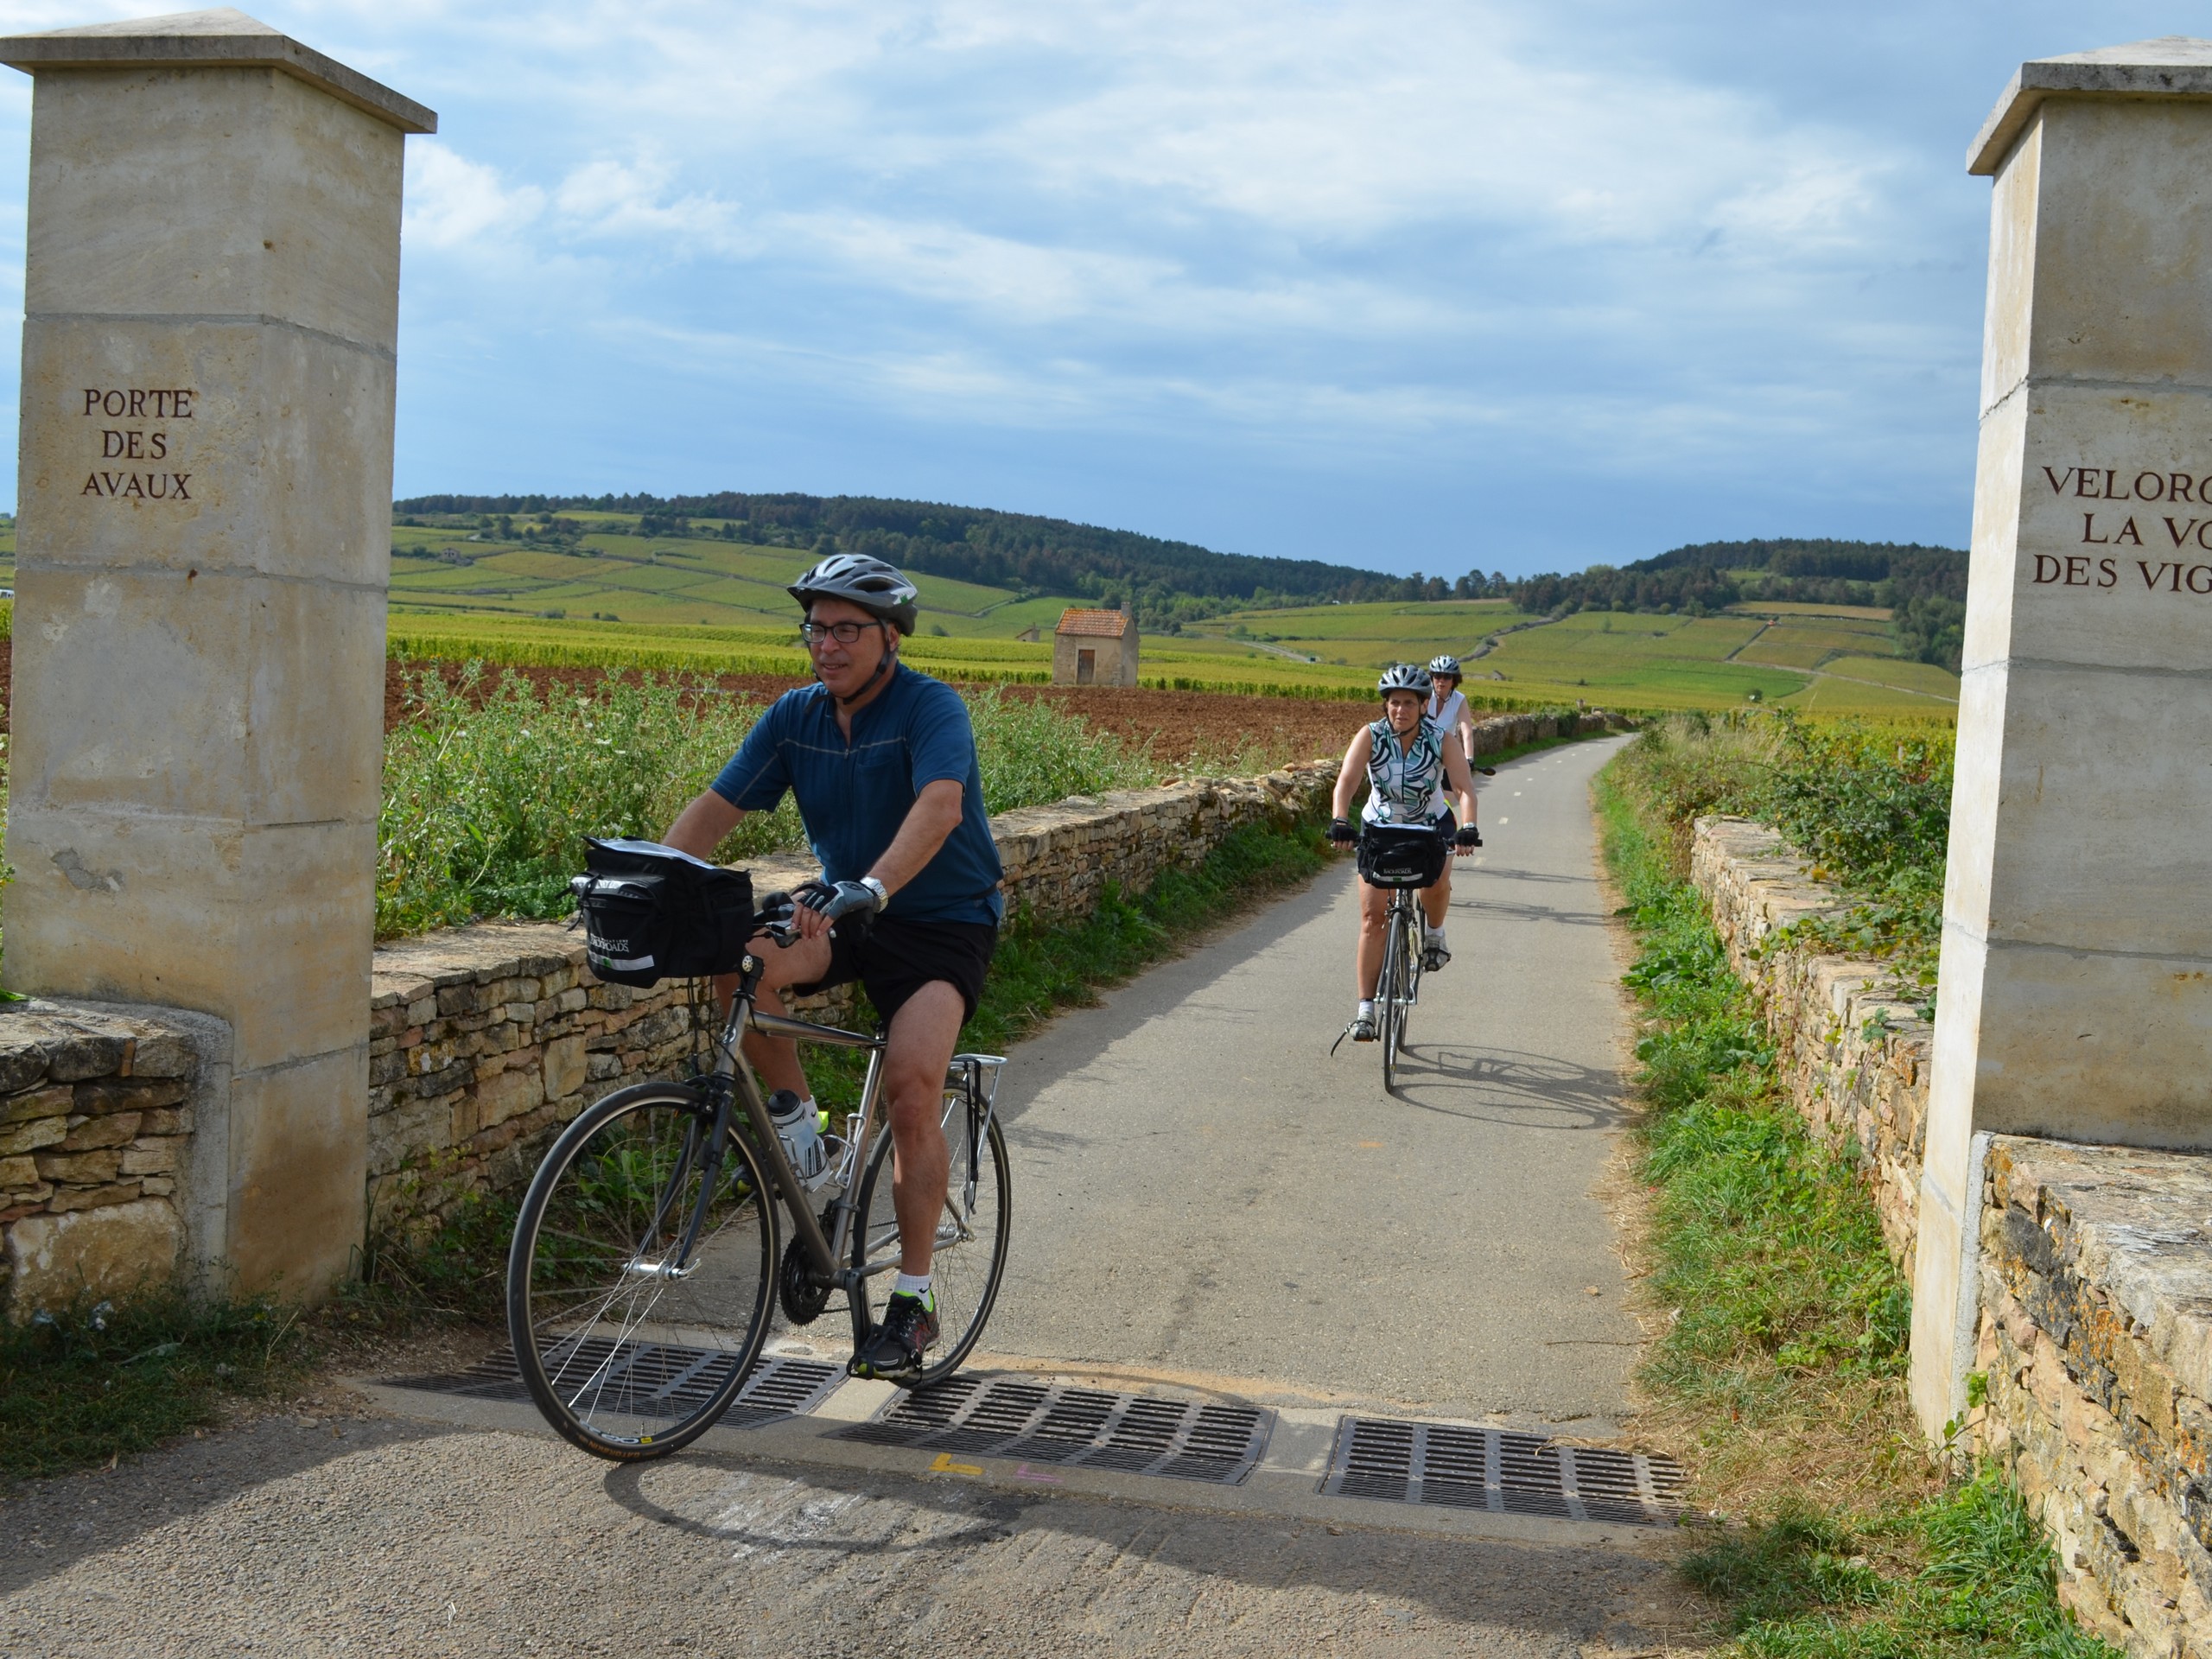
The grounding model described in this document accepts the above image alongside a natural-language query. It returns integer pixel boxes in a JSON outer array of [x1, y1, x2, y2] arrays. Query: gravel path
[[2, 1407, 1710, 1657]]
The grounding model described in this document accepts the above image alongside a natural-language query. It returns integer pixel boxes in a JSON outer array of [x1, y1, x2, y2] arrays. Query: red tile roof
[[1055, 607, 1132, 638]]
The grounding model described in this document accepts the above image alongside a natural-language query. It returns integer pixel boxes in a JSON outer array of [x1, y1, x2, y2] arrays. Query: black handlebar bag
[[1357, 822, 1449, 889], [570, 838, 755, 988]]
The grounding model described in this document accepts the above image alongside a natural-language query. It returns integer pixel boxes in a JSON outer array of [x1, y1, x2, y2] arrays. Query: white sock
[[1357, 999, 1375, 1020], [893, 1272, 932, 1301], [1426, 925, 1447, 945]]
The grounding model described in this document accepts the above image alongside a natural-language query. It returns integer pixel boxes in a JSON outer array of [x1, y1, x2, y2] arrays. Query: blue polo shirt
[[709, 665, 1004, 926]]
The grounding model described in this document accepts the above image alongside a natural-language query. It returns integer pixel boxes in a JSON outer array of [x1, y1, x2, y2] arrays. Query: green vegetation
[[1618, 712, 1953, 995], [1687, 1470, 2118, 1657], [1161, 601, 1960, 714], [377, 666, 1160, 937], [1601, 734, 2107, 1657], [364, 503, 1964, 709], [1507, 538, 1968, 671], [0, 1291, 310, 1480], [395, 491, 1426, 630]]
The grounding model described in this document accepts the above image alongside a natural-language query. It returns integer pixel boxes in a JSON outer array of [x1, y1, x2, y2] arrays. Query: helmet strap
[[830, 635, 897, 707]]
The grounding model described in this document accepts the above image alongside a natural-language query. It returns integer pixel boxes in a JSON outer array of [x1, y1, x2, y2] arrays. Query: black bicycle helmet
[[1376, 662, 1433, 696], [788, 553, 920, 636], [1427, 654, 1461, 678]]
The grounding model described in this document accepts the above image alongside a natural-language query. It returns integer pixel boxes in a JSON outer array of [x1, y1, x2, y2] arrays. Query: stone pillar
[[1912, 37, 2212, 1439], [0, 12, 433, 1295]]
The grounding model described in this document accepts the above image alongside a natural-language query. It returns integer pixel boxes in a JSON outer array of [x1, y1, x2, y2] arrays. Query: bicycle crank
[[778, 1233, 835, 1325]]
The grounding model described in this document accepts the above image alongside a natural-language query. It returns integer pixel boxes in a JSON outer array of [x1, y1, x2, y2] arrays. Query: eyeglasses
[[799, 620, 887, 646]]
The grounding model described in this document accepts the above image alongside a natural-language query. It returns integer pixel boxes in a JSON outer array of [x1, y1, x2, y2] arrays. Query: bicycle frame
[[663, 930, 994, 1354]]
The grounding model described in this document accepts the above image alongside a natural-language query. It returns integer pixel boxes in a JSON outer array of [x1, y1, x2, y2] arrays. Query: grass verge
[[1598, 754, 2115, 1656], [0, 1293, 311, 1482]]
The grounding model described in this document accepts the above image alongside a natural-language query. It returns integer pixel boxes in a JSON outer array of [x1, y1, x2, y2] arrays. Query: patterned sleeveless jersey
[[1362, 715, 1448, 825]]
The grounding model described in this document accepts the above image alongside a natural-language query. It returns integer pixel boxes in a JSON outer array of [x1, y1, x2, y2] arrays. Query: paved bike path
[[982, 734, 1641, 1429]]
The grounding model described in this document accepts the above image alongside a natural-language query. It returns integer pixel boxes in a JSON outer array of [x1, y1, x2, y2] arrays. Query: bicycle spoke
[[509, 1088, 775, 1459]]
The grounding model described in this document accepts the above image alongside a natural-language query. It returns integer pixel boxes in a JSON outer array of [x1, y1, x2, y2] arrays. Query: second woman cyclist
[[1326, 663, 1483, 1043]]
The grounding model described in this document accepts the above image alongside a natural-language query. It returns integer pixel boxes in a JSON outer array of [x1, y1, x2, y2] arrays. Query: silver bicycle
[[504, 918, 1011, 1461]]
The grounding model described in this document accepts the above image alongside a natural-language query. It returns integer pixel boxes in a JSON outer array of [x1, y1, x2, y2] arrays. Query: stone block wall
[[1689, 816, 1933, 1271], [1974, 1139, 2212, 1658], [0, 1001, 222, 1313], [1691, 812, 2212, 1659]]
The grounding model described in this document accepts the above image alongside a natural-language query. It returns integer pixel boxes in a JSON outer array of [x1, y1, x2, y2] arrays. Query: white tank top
[[1363, 715, 1449, 825]]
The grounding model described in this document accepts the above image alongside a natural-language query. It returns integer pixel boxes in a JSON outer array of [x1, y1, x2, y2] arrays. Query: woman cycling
[[1427, 654, 1477, 762], [1327, 664, 1483, 1043]]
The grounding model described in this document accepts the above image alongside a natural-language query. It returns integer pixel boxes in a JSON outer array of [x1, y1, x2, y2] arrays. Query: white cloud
[[0, 0, 2034, 556], [404, 143, 543, 250]]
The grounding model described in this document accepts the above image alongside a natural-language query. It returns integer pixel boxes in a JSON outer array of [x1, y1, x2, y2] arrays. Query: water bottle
[[767, 1089, 827, 1185]]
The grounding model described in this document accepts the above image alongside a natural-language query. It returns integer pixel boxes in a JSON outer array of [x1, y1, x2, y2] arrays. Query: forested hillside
[[389, 494, 1970, 670], [395, 490, 1425, 629], [1491, 538, 1969, 669]]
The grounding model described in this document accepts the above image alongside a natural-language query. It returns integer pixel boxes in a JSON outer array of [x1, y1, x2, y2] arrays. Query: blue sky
[[0, 3, 2190, 577]]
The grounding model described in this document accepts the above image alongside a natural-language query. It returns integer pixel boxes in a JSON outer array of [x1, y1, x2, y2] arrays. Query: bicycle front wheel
[[506, 1084, 779, 1460], [851, 1101, 1012, 1387], [1381, 905, 1407, 1090]]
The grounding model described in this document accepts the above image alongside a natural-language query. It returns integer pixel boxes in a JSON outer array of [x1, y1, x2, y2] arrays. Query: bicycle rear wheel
[[506, 1083, 778, 1460], [851, 1096, 1012, 1387]]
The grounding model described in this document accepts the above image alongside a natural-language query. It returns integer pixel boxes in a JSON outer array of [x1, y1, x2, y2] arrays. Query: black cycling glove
[[794, 879, 881, 923], [1328, 817, 1357, 844], [1455, 824, 1483, 848]]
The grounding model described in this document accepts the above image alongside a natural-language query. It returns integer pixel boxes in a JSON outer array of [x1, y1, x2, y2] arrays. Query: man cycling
[[1327, 663, 1482, 1043], [663, 553, 1001, 1382]]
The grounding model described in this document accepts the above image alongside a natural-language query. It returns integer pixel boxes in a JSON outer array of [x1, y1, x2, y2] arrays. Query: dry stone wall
[[1691, 814, 2212, 1659], [0, 1001, 227, 1313], [1690, 816, 1932, 1271], [1973, 1138, 2212, 1657]]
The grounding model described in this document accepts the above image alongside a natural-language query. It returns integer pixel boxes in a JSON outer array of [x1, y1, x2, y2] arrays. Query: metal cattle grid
[[1321, 1416, 1685, 1527], [836, 1373, 1274, 1484], [385, 1344, 842, 1430]]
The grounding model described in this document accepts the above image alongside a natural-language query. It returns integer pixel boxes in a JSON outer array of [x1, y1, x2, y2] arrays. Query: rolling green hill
[[395, 491, 1426, 631]]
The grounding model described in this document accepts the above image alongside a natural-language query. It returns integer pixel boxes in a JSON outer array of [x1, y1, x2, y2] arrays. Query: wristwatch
[[860, 875, 889, 911]]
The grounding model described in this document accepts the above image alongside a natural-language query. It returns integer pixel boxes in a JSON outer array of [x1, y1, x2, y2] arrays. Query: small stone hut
[[1052, 607, 1139, 686]]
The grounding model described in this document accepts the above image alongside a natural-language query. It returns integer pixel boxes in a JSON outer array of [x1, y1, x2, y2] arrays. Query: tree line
[[394, 493, 1967, 665], [396, 490, 1435, 631], [1484, 538, 1968, 668]]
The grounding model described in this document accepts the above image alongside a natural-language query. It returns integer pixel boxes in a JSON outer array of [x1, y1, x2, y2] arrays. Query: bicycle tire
[[850, 1100, 1012, 1388], [1381, 903, 1406, 1090], [1402, 901, 1425, 1028], [506, 1083, 779, 1460]]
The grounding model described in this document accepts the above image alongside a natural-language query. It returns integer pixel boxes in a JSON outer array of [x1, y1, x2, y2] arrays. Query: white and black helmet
[[1427, 654, 1461, 678], [1376, 662, 1433, 696], [788, 553, 919, 636]]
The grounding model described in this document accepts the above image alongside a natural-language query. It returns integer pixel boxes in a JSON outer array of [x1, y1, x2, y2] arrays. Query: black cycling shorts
[[792, 912, 999, 1024]]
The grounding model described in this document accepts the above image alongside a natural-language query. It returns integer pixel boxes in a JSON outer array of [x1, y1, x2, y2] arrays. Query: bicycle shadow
[[1385, 1044, 1626, 1131], [596, 1450, 1699, 1648]]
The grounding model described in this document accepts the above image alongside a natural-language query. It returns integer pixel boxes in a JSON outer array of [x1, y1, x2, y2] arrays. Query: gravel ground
[[1, 1402, 1713, 1657]]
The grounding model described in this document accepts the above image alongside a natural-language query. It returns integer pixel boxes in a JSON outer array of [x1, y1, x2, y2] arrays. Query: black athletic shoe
[[852, 1292, 938, 1381], [1422, 937, 1452, 972]]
